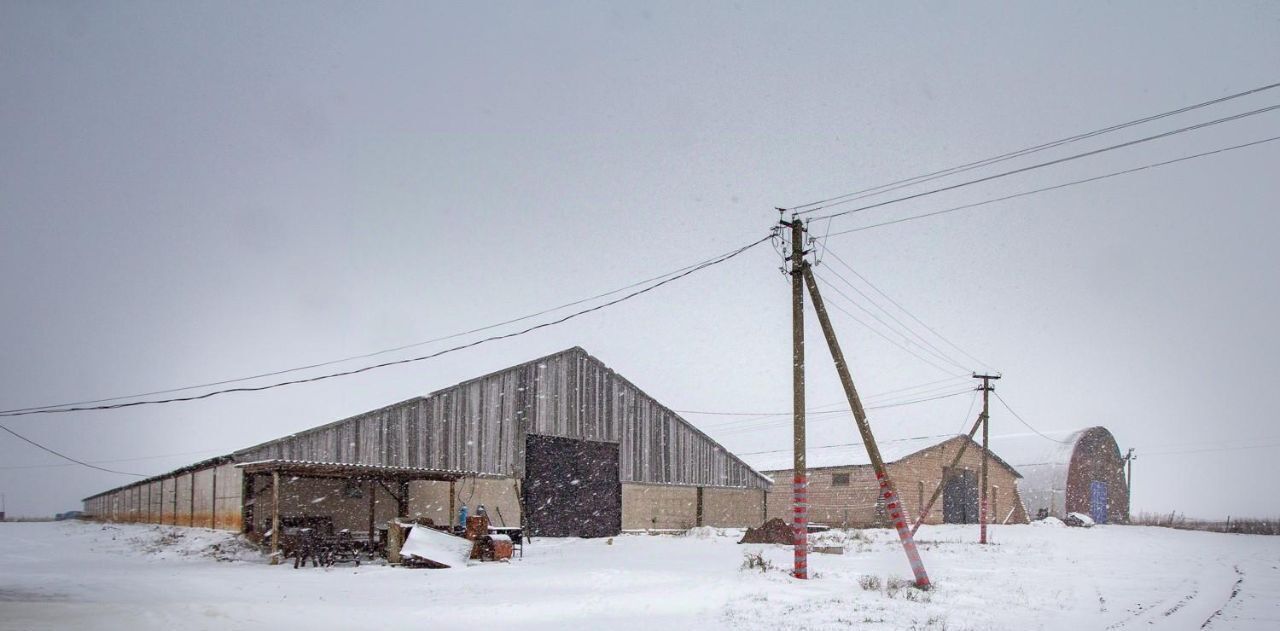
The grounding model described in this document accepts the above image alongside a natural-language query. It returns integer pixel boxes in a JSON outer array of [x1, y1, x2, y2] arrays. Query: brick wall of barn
[[763, 438, 1029, 528], [621, 483, 766, 530]]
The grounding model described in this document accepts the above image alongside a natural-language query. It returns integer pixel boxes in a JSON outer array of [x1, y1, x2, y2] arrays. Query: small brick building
[[750, 435, 1029, 528]]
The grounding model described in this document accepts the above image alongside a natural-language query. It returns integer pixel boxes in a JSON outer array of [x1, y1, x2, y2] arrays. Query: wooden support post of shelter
[[211, 466, 217, 529], [695, 487, 705, 527], [449, 479, 457, 529], [397, 480, 410, 518], [367, 479, 377, 543], [270, 470, 280, 566]]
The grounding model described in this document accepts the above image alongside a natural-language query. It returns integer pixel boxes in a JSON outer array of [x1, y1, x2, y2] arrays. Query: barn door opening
[[1089, 480, 1108, 524], [943, 468, 979, 524], [523, 434, 621, 537]]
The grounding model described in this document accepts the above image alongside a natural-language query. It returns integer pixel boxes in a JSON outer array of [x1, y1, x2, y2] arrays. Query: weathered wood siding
[[232, 348, 766, 488], [86, 348, 769, 520], [565, 350, 767, 488]]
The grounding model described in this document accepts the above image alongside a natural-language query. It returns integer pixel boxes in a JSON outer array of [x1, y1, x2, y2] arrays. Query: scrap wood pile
[[738, 518, 794, 545]]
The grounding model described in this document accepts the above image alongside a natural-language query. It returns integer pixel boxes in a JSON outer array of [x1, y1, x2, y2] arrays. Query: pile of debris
[[391, 514, 514, 568], [738, 518, 793, 545]]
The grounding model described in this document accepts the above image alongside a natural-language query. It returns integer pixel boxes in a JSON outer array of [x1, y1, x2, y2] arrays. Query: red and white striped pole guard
[[793, 473, 809, 579], [877, 470, 931, 588]]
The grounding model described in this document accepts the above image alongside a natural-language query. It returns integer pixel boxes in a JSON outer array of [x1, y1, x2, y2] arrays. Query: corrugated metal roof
[[81, 454, 235, 502], [235, 459, 482, 480]]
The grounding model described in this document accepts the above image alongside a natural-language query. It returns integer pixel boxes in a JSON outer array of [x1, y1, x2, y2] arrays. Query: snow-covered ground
[[1, 521, 1277, 630]]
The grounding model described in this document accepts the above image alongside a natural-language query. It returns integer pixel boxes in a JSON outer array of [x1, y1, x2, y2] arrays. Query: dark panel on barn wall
[[943, 468, 979, 524], [523, 434, 621, 538]]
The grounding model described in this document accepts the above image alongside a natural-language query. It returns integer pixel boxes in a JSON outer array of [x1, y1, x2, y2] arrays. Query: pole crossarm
[[801, 265, 931, 589]]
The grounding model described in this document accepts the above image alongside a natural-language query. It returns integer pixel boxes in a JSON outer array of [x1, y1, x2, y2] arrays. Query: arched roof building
[[992, 426, 1129, 524]]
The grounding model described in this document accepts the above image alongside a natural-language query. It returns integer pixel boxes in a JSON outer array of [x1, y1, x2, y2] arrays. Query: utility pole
[[802, 266, 931, 588], [974, 373, 1000, 544], [1123, 448, 1135, 522], [782, 215, 809, 580]]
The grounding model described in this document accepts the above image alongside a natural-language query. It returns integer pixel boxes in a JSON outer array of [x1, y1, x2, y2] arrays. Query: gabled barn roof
[[745, 433, 1021, 478], [86, 347, 770, 504]]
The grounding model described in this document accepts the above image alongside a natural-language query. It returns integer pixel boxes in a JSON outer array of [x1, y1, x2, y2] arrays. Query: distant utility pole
[[1123, 448, 1136, 522], [974, 373, 1000, 544], [783, 215, 809, 580]]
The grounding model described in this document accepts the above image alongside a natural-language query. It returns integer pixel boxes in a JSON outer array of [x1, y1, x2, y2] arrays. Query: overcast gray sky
[[2, 2, 1278, 520]]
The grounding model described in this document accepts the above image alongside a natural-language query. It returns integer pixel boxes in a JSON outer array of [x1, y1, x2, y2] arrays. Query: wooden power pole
[[801, 265, 931, 588], [974, 373, 1000, 544], [784, 217, 809, 580]]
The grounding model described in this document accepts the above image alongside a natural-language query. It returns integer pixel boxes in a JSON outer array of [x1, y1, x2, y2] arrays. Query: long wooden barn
[[83, 347, 769, 539]]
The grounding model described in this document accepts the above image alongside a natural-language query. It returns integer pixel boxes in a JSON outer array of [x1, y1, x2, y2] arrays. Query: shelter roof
[[235, 459, 482, 481]]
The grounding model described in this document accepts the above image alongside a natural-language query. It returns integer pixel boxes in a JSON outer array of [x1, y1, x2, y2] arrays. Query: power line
[[817, 260, 973, 372], [992, 391, 1071, 444], [0, 423, 144, 477], [811, 271, 967, 376], [818, 134, 1280, 238], [736, 432, 959, 457], [866, 389, 974, 410], [822, 248, 992, 370], [786, 80, 1280, 212], [802, 102, 1280, 220], [0, 448, 226, 471], [0, 239, 770, 416], [1137, 441, 1280, 457], [0, 234, 773, 418], [707, 388, 975, 436], [957, 388, 980, 434], [675, 376, 969, 416], [689, 380, 974, 435]]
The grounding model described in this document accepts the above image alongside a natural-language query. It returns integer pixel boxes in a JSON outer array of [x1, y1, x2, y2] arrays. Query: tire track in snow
[[1200, 565, 1244, 629], [1104, 577, 1198, 630]]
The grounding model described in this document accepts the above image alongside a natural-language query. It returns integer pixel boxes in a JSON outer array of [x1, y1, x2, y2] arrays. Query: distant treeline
[[1132, 511, 1279, 536]]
